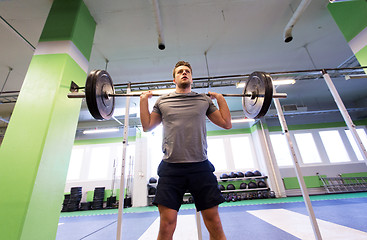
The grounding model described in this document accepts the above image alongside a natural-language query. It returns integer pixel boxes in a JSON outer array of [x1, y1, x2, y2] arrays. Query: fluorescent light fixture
[[83, 128, 119, 134], [231, 118, 255, 123], [273, 79, 296, 85], [236, 79, 295, 88], [236, 82, 246, 88], [345, 74, 367, 80]]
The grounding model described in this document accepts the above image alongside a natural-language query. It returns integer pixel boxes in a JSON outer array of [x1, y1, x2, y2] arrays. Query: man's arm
[[140, 91, 162, 132], [207, 91, 232, 129]]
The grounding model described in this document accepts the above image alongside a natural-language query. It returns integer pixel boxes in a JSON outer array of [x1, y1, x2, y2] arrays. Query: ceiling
[[0, 0, 366, 135]]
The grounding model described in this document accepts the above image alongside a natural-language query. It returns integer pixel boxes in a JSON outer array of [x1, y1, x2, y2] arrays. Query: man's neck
[[175, 87, 191, 94]]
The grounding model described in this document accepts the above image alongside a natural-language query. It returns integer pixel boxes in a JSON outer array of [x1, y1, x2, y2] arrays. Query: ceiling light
[[231, 118, 255, 123], [273, 79, 296, 85], [344, 74, 367, 80], [236, 79, 295, 88], [236, 82, 246, 88], [83, 128, 119, 134]]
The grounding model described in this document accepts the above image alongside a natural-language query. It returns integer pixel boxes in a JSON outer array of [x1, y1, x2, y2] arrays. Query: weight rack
[[318, 175, 367, 193]]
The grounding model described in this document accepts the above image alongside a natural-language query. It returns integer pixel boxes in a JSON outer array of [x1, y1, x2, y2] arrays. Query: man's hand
[[140, 90, 154, 100], [208, 91, 224, 100], [140, 90, 162, 132], [207, 91, 232, 129]]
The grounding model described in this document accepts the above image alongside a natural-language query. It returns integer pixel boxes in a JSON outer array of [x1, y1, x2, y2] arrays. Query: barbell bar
[[67, 70, 287, 120], [68, 92, 287, 99]]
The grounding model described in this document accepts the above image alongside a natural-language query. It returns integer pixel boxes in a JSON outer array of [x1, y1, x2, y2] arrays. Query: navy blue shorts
[[153, 160, 224, 212]]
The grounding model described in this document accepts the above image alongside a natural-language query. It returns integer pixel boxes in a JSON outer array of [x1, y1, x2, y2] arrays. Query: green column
[[328, 0, 367, 67], [0, 0, 96, 239]]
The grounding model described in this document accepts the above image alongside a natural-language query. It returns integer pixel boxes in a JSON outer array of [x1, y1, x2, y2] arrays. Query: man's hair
[[173, 61, 192, 78]]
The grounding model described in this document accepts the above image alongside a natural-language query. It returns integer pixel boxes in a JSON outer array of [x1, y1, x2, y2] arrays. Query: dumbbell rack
[[218, 175, 274, 200], [147, 183, 197, 205], [147, 175, 274, 205]]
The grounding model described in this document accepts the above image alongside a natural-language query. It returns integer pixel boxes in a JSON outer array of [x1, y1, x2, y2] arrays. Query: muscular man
[[140, 61, 232, 240]]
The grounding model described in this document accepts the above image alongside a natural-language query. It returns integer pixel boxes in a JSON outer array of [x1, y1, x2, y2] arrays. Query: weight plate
[[85, 70, 115, 120], [242, 71, 273, 119]]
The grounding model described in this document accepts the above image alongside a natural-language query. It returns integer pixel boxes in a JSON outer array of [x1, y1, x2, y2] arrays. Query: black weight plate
[[85, 70, 115, 120], [242, 71, 273, 119]]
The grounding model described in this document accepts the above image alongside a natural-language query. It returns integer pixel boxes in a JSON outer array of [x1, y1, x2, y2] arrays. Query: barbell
[[67, 70, 287, 120]]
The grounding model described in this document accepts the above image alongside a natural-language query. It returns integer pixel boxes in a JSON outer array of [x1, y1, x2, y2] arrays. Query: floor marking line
[[247, 209, 367, 240]]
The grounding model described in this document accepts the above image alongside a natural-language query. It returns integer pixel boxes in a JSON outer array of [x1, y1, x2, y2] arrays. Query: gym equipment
[[148, 186, 156, 196], [236, 194, 241, 201], [248, 182, 257, 189], [226, 184, 235, 190], [257, 180, 267, 188], [67, 70, 287, 120], [239, 182, 247, 189], [253, 170, 262, 176], [269, 191, 276, 198], [220, 173, 229, 181], [148, 177, 157, 184], [245, 171, 254, 177], [236, 172, 244, 178], [218, 184, 225, 191], [92, 187, 105, 210], [229, 172, 237, 178]]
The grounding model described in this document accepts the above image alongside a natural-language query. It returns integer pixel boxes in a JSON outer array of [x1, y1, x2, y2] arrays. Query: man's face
[[173, 66, 192, 89]]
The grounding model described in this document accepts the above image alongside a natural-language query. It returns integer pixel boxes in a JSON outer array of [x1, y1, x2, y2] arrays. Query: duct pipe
[[0, 117, 9, 124], [0, 16, 36, 50], [151, 0, 165, 50], [283, 0, 312, 43]]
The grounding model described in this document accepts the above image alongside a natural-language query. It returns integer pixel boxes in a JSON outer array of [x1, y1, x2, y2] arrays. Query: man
[[140, 61, 231, 240]]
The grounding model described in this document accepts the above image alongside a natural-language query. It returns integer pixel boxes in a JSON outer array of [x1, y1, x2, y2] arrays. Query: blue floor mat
[[57, 197, 367, 240]]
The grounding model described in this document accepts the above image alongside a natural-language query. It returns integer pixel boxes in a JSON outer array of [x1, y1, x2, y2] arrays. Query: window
[[66, 147, 84, 180], [319, 130, 350, 163], [345, 128, 367, 161], [294, 133, 322, 164], [88, 146, 111, 179], [269, 134, 293, 166], [230, 136, 256, 169], [147, 125, 164, 176], [207, 138, 227, 170]]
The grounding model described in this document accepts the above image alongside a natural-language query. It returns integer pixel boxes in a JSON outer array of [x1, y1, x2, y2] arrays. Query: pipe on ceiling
[[0, 117, 9, 124], [0, 16, 36, 50], [283, 0, 312, 43], [151, 0, 165, 50]]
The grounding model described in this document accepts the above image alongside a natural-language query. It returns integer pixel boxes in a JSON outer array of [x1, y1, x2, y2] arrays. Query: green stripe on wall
[[39, 0, 96, 60], [207, 128, 251, 136], [327, 0, 367, 42], [74, 136, 136, 145], [355, 45, 367, 67]]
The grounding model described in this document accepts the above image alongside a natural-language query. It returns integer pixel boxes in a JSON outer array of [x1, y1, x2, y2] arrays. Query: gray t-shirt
[[152, 92, 218, 163]]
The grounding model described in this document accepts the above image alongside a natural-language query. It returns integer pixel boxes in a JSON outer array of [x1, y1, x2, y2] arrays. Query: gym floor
[[57, 192, 367, 240]]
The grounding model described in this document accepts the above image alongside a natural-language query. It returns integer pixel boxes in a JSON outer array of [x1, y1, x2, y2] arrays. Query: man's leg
[[157, 204, 178, 240], [201, 205, 227, 240]]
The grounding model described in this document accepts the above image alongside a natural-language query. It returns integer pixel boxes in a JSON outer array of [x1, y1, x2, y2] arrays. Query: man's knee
[[158, 205, 178, 232]]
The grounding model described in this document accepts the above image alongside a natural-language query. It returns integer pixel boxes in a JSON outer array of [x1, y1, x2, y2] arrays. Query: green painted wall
[[74, 136, 136, 145], [39, 0, 96, 60], [0, 54, 86, 239], [327, 0, 367, 42], [355, 45, 367, 67]]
